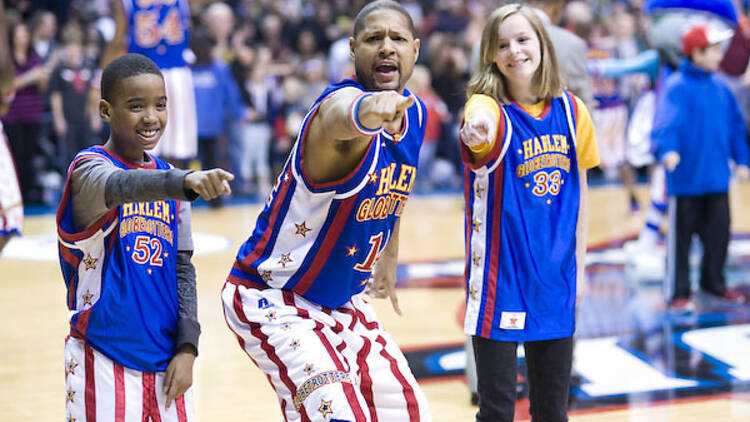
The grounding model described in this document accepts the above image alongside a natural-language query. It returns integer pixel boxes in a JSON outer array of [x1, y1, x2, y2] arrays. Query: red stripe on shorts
[[375, 335, 420, 422], [357, 337, 378, 421], [142, 373, 162, 422], [176, 395, 188, 422], [114, 363, 125, 422], [84, 344, 96, 421]]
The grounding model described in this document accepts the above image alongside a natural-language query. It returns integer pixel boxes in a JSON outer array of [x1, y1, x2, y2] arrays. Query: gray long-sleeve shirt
[[70, 155, 201, 353]]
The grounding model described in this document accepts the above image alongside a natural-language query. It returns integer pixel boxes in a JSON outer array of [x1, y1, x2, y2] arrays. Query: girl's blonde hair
[[467, 4, 564, 103]]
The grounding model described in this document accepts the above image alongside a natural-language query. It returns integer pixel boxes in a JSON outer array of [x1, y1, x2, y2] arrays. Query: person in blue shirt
[[654, 23, 750, 312], [190, 28, 247, 206]]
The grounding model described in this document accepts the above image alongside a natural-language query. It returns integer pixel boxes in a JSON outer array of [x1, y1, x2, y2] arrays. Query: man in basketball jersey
[[102, 0, 197, 165], [222, 1, 431, 421], [0, 0, 23, 253]]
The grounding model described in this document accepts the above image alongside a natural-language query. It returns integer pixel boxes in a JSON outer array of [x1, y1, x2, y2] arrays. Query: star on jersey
[[367, 172, 378, 184], [83, 254, 97, 270], [290, 339, 301, 350], [475, 184, 485, 198], [260, 270, 273, 283], [472, 218, 482, 233], [278, 253, 293, 268], [359, 278, 370, 287], [265, 310, 277, 321], [346, 245, 358, 257], [319, 399, 333, 417], [82, 290, 94, 306], [303, 363, 315, 376], [470, 286, 478, 300], [147, 268, 152, 275], [295, 222, 312, 237], [65, 359, 78, 375], [472, 253, 481, 267], [281, 323, 291, 331], [66, 389, 76, 403]]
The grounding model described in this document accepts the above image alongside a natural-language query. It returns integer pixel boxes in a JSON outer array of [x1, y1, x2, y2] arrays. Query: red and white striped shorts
[[64, 336, 195, 422], [222, 282, 432, 422]]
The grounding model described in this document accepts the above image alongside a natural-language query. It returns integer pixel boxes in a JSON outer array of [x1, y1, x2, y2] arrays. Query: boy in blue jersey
[[460, 5, 599, 422], [655, 23, 750, 312], [57, 53, 233, 422], [222, 1, 432, 421]]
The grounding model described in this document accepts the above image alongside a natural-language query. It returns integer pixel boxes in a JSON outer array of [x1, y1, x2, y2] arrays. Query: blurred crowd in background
[[3, 0, 750, 208]]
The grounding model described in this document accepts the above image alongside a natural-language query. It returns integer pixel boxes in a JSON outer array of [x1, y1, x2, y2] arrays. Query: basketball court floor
[[2, 183, 749, 421]]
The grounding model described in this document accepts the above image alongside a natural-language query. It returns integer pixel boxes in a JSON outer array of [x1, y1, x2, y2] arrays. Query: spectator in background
[[30, 9, 58, 66], [202, 1, 235, 63], [238, 45, 275, 198], [2, 19, 49, 204], [49, 22, 98, 173], [272, 75, 306, 177], [528, 0, 593, 106], [588, 16, 639, 210], [190, 27, 246, 207], [407, 64, 449, 190]]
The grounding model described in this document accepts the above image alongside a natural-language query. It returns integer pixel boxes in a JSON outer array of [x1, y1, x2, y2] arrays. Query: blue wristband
[[350, 92, 383, 136]]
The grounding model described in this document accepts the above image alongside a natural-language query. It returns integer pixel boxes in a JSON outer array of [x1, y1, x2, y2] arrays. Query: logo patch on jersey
[[293, 370, 351, 409], [257, 298, 273, 309], [500, 312, 526, 329]]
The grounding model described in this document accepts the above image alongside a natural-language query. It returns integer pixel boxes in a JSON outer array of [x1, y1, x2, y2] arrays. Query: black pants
[[667, 193, 729, 300], [473, 336, 573, 422], [4, 121, 42, 203]]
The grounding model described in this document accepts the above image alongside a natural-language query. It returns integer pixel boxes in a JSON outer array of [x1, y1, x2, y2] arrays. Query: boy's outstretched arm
[[70, 158, 236, 231]]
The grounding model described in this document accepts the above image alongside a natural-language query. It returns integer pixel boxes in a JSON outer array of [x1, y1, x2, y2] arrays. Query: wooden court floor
[[2, 183, 750, 421]]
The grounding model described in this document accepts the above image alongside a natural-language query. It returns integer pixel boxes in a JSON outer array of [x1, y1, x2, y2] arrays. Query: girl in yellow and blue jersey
[[459, 4, 599, 422]]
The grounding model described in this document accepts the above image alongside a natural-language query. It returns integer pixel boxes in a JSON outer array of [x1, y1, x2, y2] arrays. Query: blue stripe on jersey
[[233, 173, 299, 277]]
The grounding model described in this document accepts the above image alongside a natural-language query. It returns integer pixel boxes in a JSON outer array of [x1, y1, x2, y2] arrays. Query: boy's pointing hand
[[184, 168, 235, 200]]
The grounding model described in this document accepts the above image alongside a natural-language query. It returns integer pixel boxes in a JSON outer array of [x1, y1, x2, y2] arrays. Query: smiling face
[[350, 8, 420, 92], [494, 13, 541, 95], [100, 73, 167, 162]]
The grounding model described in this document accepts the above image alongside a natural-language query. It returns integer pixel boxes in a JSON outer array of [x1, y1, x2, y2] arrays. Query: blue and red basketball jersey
[[122, 0, 190, 69], [228, 79, 426, 309], [57, 146, 180, 372], [463, 92, 581, 342]]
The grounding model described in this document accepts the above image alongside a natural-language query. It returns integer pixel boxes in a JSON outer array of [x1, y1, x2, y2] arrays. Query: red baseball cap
[[681, 24, 734, 56]]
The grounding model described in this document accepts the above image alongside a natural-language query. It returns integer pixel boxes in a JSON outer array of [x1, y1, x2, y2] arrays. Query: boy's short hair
[[681, 24, 733, 57], [101, 53, 163, 103]]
